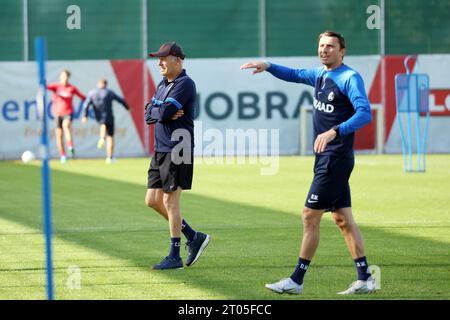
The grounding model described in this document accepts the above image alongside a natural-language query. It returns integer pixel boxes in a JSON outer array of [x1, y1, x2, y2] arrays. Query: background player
[[82, 79, 130, 163], [47, 70, 85, 163]]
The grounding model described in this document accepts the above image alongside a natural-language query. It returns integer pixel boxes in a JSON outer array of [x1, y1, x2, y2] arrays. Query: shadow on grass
[[0, 162, 449, 299]]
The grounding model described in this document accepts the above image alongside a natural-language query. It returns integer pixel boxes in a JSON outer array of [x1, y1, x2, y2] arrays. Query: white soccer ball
[[21, 150, 36, 163]]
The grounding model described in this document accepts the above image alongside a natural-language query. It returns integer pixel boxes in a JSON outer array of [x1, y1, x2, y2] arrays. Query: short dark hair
[[318, 31, 346, 49]]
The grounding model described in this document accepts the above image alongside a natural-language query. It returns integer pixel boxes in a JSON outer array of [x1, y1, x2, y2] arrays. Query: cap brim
[[148, 52, 167, 57]]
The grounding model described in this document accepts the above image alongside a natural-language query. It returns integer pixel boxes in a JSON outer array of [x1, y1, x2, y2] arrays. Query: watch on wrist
[[332, 125, 340, 137]]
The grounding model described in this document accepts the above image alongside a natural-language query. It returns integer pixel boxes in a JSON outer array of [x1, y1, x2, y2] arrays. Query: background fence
[[1, 0, 449, 61]]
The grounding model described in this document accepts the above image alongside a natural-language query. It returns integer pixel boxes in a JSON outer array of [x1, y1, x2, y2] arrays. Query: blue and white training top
[[267, 63, 372, 158]]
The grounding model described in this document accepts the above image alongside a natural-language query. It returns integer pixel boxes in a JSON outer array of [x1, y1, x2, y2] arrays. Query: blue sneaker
[[186, 232, 210, 267], [152, 256, 183, 270]]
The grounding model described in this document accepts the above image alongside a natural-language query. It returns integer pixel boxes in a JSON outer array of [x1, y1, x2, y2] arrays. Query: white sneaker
[[337, 277, 376, 295], [265, 278, 303, 295], [105, 157, 116, 164], [60, 156, 66, 164]]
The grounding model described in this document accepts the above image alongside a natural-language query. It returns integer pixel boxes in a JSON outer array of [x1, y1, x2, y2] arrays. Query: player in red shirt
[[47, 70, 86, 163]]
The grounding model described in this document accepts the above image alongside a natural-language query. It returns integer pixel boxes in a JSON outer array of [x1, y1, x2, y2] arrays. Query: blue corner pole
[[35, 37, 54, 300]]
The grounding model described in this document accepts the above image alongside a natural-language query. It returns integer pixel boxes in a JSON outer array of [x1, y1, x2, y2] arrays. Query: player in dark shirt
[[241, 31, 376, 295], [145, 42, 210, 270], [82, 79, 130, 163]]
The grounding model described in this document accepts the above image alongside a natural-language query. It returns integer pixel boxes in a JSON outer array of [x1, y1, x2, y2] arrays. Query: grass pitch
[[0, 155, 449, 300]]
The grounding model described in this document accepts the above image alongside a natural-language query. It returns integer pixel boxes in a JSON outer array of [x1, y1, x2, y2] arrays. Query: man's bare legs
[[62, 118, 74, 156], [266, 206, 374, 294], [163, 188, 182, 238], [145, 187, 209, 268], [287, 207, 325, 286], [55, 127, 65, 158], [106, 136, 114, 160], [299, 207, 325, 260], [97, 124, 115, 161], [145, 188, 169, 220], [145, 187, 183, 237], [331, 207, 365, 259]]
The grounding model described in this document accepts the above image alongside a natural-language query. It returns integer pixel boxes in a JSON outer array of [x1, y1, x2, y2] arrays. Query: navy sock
[[181, 219, 196, 242], [290, 257, 311, 285], [169, 237, 181, 259], [354, 256, 371, 280]]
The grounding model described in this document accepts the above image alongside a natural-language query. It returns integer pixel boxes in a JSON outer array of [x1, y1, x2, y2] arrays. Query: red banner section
[[110, 60, 156, 154], [429, 89, 450, 116]]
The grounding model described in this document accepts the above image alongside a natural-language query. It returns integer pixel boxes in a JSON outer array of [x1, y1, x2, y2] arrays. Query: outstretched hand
[[240, 61, 269, 74]]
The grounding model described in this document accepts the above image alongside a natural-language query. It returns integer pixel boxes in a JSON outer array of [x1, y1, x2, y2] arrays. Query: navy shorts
[[101, 122, 114, 137], [147, 152, 193, 193], [305, 155, 354, 212]]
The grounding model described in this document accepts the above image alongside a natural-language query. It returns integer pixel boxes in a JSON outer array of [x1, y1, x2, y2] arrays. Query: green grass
[[0, 155, 449, 300]]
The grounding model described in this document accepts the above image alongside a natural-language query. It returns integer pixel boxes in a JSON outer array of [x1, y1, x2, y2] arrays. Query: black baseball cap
[[148, 42, 185, 60]]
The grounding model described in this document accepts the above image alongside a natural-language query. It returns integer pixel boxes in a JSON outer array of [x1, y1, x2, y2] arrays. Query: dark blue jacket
[[84, 88, 129, 124], [145, 69, 196, 152]]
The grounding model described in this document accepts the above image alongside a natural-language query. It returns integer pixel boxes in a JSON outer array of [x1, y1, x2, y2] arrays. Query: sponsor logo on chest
[[313, 98, 334, 113]]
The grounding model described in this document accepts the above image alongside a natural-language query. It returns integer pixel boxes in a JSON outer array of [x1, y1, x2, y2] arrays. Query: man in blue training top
[[82, 79, 130, 163], [144, 42, 210, 270], [241, 31, 376, 295]]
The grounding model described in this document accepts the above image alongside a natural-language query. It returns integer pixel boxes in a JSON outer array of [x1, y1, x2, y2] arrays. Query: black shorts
[[305, 155, 354, 212], [147, 152, 194, 193], [101, 122, 114, 137], [56, 114, 73, 129]]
